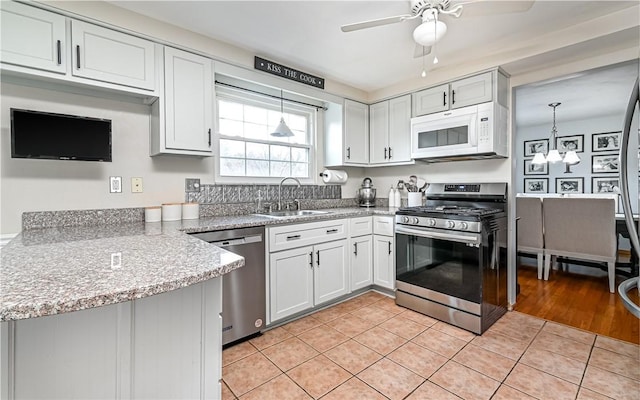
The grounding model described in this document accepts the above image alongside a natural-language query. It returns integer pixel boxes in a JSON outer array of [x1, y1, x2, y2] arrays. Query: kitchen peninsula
[[0, 220, 244, 400]]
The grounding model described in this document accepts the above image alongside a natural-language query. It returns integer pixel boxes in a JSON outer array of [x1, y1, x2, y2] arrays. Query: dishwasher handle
[[208, 234, 262, 247]]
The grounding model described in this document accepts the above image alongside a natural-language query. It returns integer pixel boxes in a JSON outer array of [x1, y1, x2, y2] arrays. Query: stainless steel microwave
[[410, 102, 508, 161]]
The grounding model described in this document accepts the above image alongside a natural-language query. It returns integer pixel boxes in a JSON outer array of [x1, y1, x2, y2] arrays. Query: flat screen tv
[[11, 108, 112, 162]]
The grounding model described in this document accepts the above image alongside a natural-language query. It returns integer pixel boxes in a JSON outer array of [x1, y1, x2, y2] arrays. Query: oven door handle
[[395, 225, 481, 245]]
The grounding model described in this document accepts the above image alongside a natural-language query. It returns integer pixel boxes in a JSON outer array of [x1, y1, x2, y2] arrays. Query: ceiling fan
[[341, 0, 534, 58]]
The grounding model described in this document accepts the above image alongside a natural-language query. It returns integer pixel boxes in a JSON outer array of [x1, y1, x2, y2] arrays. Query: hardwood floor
[[514, 263, 639, 344]]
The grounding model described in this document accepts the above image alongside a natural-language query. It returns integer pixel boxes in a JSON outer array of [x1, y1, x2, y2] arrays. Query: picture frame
[[592, 131, 621, 152], [524, 178, 548, 193], [592, 177, 620, 194], [556, 177, 583, 194], [524, 139, 549, 157], [591, 154, 619, 174], [556, 134, 584, 153], [524, 159, 548, 175]]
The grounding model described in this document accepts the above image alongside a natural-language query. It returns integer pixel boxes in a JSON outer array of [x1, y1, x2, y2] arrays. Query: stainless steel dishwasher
[[190, 226, 265, 345]]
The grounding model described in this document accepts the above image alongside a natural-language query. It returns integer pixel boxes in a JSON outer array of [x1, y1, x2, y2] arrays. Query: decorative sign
[[254, 56, 325, 89]]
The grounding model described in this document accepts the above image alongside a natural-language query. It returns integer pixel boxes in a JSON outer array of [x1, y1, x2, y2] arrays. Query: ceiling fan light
[[412, 20, 447, 47], [271, 117, 294, 137]]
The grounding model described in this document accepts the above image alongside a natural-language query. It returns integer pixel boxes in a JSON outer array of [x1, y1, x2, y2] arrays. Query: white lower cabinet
[[313, 239, 349, 305], [268, 219, 350, 323], [373, 216, 395, 290], [269, 246, 314, 322], [373, 235, 395, 290], [350, 235, 373, 291]]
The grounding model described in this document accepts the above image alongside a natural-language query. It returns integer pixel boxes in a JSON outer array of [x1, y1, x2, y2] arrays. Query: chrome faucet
[[278, 177, 301, 211]]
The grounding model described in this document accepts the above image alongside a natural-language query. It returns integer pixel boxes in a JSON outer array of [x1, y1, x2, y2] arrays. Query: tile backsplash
[[185, 184, 342, 204]]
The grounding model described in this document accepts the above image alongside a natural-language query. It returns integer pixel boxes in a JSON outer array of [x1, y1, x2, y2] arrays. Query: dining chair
[[516, 196, 545, 279], [542, 197, 617, 293]]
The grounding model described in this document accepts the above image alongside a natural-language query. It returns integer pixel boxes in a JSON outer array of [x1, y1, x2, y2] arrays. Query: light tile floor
[[222, 291, 640, 400]]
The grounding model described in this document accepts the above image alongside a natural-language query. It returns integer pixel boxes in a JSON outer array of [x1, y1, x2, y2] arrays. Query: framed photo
[[556, 135, 584, 153], [592, 177, 620, 194], [524, 178, 548, 193], [592, 131, 620, 152], [556, 177, 583, 194], [524, 159, 548, 175], [592, 154, 619, 174], [524, 139, 549, 157]]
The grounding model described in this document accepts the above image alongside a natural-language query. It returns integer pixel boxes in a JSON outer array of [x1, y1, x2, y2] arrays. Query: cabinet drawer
[[349, 216, 373, 236], [373, 216, 394, 236], [269, 219, 347, 252]]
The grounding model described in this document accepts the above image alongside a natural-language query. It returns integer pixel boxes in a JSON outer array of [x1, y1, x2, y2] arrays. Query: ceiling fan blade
[[340, 14, 412, 32], [453, 0, 534, 17], [413, 44, 432, 58]]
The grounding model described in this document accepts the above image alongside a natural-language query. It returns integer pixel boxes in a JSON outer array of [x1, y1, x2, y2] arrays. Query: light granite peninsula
[[0, 221, 244, 400]]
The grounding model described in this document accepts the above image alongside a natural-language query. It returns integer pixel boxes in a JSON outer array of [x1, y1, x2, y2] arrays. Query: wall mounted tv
[[11, 108, 112, 162]]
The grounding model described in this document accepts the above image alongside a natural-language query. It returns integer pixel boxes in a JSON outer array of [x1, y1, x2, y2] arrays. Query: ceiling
[[106, 0, 639, 127], [109, 0, 638, 94]]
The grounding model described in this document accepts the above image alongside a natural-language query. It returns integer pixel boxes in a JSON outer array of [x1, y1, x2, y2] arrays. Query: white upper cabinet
[[369, 101, 389, 164], [0, 2, 66, 74], [449, 72, 493, 109], [413, 71, 495, 117], [71, 21, 156, 90], [369, 95, 412, 165], [161, 47, 213, 154], [412, 84, 449, 117], [344, 99, 369, 164], [324, 99, 369, 167]]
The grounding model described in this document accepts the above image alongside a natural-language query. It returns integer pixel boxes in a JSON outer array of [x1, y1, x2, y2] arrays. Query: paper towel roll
[[320, 169, 348, 184]]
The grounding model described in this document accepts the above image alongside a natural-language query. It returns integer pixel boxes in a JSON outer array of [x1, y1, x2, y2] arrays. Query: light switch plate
[[109, 176, 122, 193], [131, 177, 143, 193], [185, 178, 201, 192]]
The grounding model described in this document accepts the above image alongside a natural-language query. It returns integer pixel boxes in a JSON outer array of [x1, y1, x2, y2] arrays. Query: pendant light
[[271, 90, 294, 137], [532, 102, 580, 166]]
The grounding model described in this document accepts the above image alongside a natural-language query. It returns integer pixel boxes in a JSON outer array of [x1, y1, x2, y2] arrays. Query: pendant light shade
[[563, 150, 580, 164], [546, 149, 562, 163], [531, 152, 547, 165], [271, 90, 294, 138]]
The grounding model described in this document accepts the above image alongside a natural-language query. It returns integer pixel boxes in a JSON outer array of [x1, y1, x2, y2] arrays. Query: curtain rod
[[215, 80, 328, 111]]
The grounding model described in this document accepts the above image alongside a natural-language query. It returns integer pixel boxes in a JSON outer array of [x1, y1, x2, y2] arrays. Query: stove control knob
[[459, 222, 468, 230], [446, 220, 455, 229], [412, 217, 420, 224], [428, 219, 437, 227], [402, 216, 410, 224]]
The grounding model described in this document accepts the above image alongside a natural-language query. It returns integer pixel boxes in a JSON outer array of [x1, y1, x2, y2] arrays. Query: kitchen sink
[[255, 210, 331, 218]]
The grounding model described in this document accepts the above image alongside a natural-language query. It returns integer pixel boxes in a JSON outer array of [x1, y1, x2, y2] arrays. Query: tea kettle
[[357, 177, 376, 207]]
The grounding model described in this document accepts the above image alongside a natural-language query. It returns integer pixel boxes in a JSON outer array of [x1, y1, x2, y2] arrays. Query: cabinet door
[[388, 95, 412, 162], [164, 47, 213, 153], [450, 72, 492, 109], [71, 20, 156, 90], [350, 236, 373, 291], [369, 101, 389, 164], [412, 84, 448, 116], [314, 239, 349, 306], [0, 2, 66, 73], [373, 235, 395, 290], [270, 246, 314, 322], [344, 99, 369, 164]]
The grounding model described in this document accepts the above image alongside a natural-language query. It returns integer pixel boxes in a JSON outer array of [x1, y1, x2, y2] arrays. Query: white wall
[[0, 82, 215, 233]]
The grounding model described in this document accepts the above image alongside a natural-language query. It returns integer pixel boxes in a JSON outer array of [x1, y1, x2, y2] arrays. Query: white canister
[[407, 192, 423, 207], [182, 203, 200, 220], [144, 206, 162, 223], [388, 186, 396, 208], [161, 203, 182, 221]]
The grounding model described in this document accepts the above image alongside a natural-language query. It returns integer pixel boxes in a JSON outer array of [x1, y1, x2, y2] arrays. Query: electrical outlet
[[109, 176, 122, 193], [131, 177, 143, 193], [185, 178, 201, 192]]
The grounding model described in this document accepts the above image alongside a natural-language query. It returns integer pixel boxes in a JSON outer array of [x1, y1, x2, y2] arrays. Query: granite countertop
[[0, 207, 396, 322]]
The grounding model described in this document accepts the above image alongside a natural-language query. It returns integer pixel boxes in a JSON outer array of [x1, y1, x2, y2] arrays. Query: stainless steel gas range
[[395, 183, 508, 334]]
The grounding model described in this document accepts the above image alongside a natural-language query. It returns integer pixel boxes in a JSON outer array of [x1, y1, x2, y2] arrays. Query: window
[[216, 86, 315, 181]]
